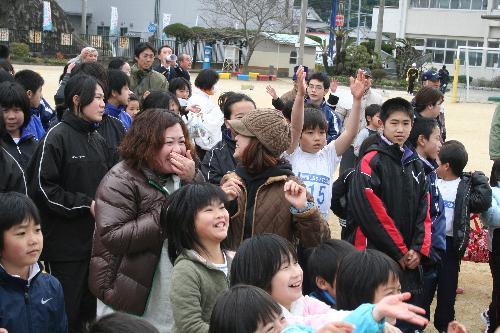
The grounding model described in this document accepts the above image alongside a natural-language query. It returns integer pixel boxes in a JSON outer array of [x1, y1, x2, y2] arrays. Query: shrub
[[458, 75, 473, 84], [345, 45, 370, 75], [371, 68, 387, 81], [492, 76, 500, 89], [10, 42, 30, 59]]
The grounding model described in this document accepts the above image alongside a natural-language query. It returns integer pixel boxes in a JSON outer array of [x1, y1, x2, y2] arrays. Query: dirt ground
[[17, 64, 496, 332]]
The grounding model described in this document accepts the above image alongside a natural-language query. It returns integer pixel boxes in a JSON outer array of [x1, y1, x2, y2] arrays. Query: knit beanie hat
[[228, 108, 291, 157]]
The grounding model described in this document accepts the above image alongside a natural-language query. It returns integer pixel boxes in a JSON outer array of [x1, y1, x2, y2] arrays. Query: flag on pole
[[42, 1, 53, 31], [110, 7, 119, 36], [162, 13, 171, 39]]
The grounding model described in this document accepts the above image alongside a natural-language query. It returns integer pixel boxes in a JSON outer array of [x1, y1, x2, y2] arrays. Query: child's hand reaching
[[295, 66, 307, 97], [349, 69, 369, 100], [266, 85, 278, 99], [330, 78, 339, 94], [372, 292, 428, 327], [316, 322, 355, 333], [448, 321, 467, 333], [284, 180, 308, 210]]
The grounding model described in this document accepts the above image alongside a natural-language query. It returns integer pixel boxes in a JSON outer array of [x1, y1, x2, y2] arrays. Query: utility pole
[[297, 0, 309, 66], [374, 0, 385, 56], [154, 0, 161, 40], [81, 0, 87, 35], [347, 0, 351, 28], [356, 0, 361, 44]]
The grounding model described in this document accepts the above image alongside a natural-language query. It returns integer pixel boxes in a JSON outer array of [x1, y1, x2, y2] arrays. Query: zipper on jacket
[[24, 284, 33, 333]]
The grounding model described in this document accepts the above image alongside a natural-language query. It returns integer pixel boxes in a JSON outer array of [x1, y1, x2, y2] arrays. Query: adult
[[266, 65, 308, 111], [26, 74, 112, 333], [68, 47, 98, 65], [171, 54, 192, 82], [154, 45, 176, 81], [490, 104, 500, 160], [337, 68, 384, 174], [130, 42, 168, 100], [438, 65, 450, 94], [420, 70, 447, 141], [201, 93, 256, 184], [220, 108, 330, 250], [406, 63, 419, 95], [108, 57, 131, 77], [186, 69, 224, 160], [413, 86, 444, 123], [89, 109, 204, 332]]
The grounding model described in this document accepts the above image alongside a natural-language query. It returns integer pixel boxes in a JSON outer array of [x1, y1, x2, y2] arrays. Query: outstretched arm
[[287, 66, 307, 155]]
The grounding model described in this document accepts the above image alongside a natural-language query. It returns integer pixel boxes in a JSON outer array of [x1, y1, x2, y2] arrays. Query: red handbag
[[463, 214, 490, 263]]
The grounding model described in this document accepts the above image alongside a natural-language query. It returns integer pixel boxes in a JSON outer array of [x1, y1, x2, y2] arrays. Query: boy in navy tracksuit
[[0, 192, 67, 333], [347, 98, 432, 325]]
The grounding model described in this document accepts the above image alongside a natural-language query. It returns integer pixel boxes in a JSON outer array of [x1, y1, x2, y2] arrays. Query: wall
[[371, 7, 401, 34]]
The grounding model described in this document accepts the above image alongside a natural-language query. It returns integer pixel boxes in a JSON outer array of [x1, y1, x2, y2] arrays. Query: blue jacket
[[481, 184, 500, 251], [0, 263, 67, 333], [105, 103, 132, 130], [420, 157, 446, 264], [25, 110, 46, 141], [305, 98, 343, 143]]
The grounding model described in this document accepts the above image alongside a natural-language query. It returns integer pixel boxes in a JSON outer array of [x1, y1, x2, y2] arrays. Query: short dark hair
[[108, 57, 127, 70], [281, 101, 294, 122], [439, 140, 468, 177], [365, 104, 381, 123], [490, 158, 500, 187], [380, 97, 413, 123], [168, 77, 192, 98], [142, 91, 180, 113], [0, 70, 14, 84], [134, 42, 156, 58], [162, 183, 228, 264], [0, 192, 41, 252], [0, 82, 31, 128], [230, 234, 297, 292], [64, 74, 103, 116], [218, 91, 237, 111], [222, 93, 255, 120], [88, 313, 159, 333], [194, 69, 219, 90], [0, 59, 14, 74], [14, 69, 44, 94], [414, 86, 443, 113], [0, 44, 9, 59], [158, 45, 172, 54], [71, 62, 108, 90], [408, 117, 439, 149], [336, 249, 401, 310], [128, 93, 139, 103], [307, 239, 356, 289], [308, 72, 330, 90], [107, 69, 130, 99], [303, 108, 328, 132], [209, 285, 282, 333]]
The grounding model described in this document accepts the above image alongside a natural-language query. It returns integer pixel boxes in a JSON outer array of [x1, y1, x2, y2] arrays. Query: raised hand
[[266, 85, 278, 99], [372, 292, 428, 327], [284, 180, 307, 210], [169, 150, 196, 181], [349, 69, 369, 100], [330, 78, 339, 94], [221, 178, 243, 201], [295, 65, 307, 97]]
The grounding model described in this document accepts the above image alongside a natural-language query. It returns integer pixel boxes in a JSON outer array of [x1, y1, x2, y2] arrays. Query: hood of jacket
[[62, 109, 98, 133]]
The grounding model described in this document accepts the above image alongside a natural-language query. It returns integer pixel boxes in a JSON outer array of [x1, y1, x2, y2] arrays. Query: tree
[[164, 23, 194, 55], [306, 34, 329, 71], [201, 0, 294, 72], [344, 44, 370, 74], [393, 38, 426, 79]]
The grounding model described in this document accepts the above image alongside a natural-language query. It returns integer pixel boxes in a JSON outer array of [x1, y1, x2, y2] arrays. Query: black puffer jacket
[[97, 114, 126, 166], [453, 171, 492, 258], [2, 129, 38, 170], [201, 129, 236, 185], [26, 111, 112, 261], [0, 146, 26, 194]]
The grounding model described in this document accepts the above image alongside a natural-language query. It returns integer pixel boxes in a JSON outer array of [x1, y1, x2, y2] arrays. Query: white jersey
[[284, 143, 341, 219]]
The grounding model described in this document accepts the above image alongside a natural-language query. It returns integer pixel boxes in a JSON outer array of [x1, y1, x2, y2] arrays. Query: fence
[[0, 28, 233, 65]]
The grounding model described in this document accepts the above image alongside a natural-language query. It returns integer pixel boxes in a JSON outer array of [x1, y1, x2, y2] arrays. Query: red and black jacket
[[346, 135, 432, 262]]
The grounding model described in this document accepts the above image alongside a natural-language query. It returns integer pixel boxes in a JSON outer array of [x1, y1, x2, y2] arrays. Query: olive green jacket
[[490, 104, 500, 160], [170, 250, 231, 333], [129, 64, 168, 98]]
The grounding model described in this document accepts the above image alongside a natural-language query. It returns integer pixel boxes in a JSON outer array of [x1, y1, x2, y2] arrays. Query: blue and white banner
[[110, 7, 119, 36], [42, 1, 52, 31], [162, 13, 171, 39]]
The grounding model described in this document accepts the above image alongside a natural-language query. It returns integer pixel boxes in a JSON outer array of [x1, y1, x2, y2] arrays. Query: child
[[433, 140, 492, 332], [201, 92, 255, 184], [0, 192, 67, 332], [88, 313, 159, 333], [347, 97, 432, 305], [407, 117, 446, 329], [209, 284, 355, 333], [164, 183, 232, 333], [284, 69, 368, 220], [169, 77, 192, 107], [106, 69, 132, 130], [230, 234, 429, 331], [0, 82, 37, 170], [336, 249, 402, 312], [482, 158, 500, 333], [307, 239, 356, 308], [14, 69, 52, 140], [125, 93, 140, 119], [353, 104, 382, 157]]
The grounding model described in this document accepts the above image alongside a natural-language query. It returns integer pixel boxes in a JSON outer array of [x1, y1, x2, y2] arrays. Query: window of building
[[97, 26, 110, 36], [487, 41, 500, 68], [411, 0, 486, 9], [289, 51, 297, 64], [120, 27, 128, 36], [425, 38, 482, 66]]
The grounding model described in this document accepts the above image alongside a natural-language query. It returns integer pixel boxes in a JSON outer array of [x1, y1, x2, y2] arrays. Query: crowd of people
[[0, 40, 497, 333]]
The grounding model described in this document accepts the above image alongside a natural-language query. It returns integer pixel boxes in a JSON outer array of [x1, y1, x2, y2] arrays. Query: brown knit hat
[[228, 108, 291, 157]]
